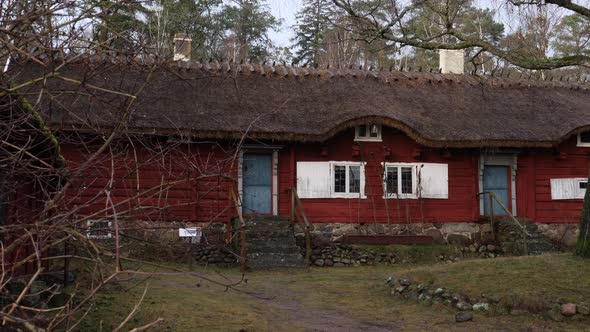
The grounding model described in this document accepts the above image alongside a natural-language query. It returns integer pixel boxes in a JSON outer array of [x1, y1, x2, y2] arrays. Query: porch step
[[235, 216, 306, 269], [496, 218, 558, 255]]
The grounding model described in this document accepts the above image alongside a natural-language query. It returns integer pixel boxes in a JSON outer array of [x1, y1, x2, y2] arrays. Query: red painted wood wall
[[58, 129, 589, 225], [517, 136, 590, 223], [279, 128, 480, 224], [60, 141, 237, 223]]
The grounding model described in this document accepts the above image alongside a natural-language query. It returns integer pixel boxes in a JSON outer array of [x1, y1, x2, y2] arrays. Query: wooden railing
[[289, 188, 313, 264], [229, 188, 247, 272], [478, 191, 530, 255]]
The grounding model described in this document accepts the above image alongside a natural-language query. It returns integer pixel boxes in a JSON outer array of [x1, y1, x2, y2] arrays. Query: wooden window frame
[[577, 132, 590, 147], [354, 124, 382, 142], [383, 163, 418, 199], [330, 162, 366, 198]]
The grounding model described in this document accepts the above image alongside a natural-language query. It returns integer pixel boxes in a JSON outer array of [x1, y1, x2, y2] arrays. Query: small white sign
[[179, 227, 202, 237]]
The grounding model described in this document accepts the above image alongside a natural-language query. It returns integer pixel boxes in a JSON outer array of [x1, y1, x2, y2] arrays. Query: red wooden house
[[12, 49, 590, 250]]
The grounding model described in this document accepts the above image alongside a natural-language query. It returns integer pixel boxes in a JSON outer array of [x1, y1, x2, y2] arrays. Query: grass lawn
[[74, 253, 590, 331], [401, 254, 590, 310]]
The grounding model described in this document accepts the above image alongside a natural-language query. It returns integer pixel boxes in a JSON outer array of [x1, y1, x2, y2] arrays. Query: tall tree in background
[[147, 0, 228, 59], [91, 0, 151, 52], [291, 0, 334, 64], [223, 0, 280, 61], [292, 0, 398, 68], [553, 13, 590, 58], [333, 0, 590, 69]]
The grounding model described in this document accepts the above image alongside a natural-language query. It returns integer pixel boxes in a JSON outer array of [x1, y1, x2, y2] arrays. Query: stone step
[[246, 238, 297, 248], [245, 229, 294, 238], [247, 245, 302, 254], [246, 253, 306, 269]]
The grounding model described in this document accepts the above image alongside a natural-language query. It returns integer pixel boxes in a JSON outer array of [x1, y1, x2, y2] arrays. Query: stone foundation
[[535, 223, 578, 248], [299, 221, 578, 248], [301, 222, 494, 246]]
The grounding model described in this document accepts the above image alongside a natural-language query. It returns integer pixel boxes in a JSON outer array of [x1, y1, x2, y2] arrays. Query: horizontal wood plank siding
[[280, 128, 479, 224], [517, 136, 590, 223], [61, 142, 237, 223]]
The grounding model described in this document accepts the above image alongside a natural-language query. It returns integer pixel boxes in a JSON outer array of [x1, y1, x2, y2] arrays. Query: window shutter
[[418, 163, 449, 199], [297, 162, 331, 198], [551, 178, 586, 200]]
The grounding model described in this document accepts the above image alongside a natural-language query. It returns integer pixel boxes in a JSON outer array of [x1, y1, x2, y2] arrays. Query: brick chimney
[[173, 33, 192, 62], [439, 49, 464, 74]]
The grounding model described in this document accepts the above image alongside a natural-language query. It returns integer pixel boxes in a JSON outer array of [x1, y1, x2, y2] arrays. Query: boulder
[[455, 311, 473, 323], [406, 289, 419, 301], [399, 278, 411, 286], [424, 228, 445, 244], [433, 288, 445, 297], [447, 234, 471, 246], [386, 276, 396, 285], [546, 308, 564, 322], [395, 286, 408, 294], [472, 303, 489, 311], [577, 303, 590, 315], [456, 301, 473, 311], [562, 303, 577, 317], [313, 259, 325, 267]]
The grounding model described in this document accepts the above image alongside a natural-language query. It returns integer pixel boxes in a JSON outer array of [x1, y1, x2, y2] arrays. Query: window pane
[[581, 132, 590, 143], [334, 166, 346, 193], [357, 125, 367, 137], [369, 124, 379, 137], [386, 168, 398, 195], [580, 181, 588, 189], [401, 167, 413, 194], [349, 166, 360, 193]]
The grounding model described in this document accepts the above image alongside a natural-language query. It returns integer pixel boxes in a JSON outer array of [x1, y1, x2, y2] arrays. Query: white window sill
[[576, 143, 590, 147], [354, 138, 382, 142], [332, 193, 367, 199], [383, 194, 418, 199]]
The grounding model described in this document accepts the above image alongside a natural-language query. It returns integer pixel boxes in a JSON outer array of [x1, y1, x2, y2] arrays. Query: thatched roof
[[11, 58, 590, 148]]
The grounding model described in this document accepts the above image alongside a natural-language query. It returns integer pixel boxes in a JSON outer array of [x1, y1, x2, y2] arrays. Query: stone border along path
[[385, 275, 590, 322]]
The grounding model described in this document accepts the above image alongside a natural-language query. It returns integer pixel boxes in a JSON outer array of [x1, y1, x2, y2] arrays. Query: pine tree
[[291, 0, 333, 65]]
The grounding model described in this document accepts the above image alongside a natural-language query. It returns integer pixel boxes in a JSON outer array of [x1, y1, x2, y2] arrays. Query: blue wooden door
[[483, 166, 510, 214], [242, 154, 272, 214]]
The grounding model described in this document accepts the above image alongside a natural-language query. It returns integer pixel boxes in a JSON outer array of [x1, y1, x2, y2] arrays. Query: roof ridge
[[10, 50, 590, 89]]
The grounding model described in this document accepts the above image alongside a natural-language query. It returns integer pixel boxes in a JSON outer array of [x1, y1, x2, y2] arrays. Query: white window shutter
[[297, 162, 331, 198], [551, 178, 586, 200], [418, 163, 449, 199]]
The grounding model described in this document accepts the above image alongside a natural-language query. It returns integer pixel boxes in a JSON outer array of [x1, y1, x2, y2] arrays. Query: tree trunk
[[576, 175, 590, 257]]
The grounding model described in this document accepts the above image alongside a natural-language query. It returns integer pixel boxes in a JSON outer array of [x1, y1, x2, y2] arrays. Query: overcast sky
[[267, 0, 302, 47]]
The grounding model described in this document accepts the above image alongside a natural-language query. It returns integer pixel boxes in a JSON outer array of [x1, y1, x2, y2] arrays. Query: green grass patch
[[72, 255, 590, 331], [401, 253, 590, 309]]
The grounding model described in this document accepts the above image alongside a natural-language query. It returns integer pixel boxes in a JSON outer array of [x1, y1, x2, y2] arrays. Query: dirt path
[[256, 297, 398, 332]]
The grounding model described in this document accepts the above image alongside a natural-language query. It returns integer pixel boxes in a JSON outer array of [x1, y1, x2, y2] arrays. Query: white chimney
[[173, 33, 192, 62], [439, 49, 464, 74]]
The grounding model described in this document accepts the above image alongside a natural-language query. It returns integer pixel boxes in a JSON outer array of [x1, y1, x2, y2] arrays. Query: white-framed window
[[551, 178, 588, 199], [331, 162, 366, 198], [384, 163, 418, 198], [355, 124, 382, 142], [87, 220, 112, 239], [577, 132, 590, 147], [296, 161, 366, 199], [383, 162, 449, 199]]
